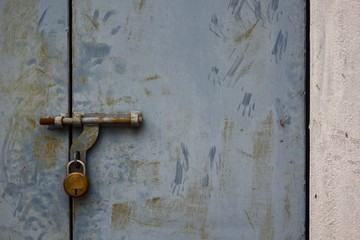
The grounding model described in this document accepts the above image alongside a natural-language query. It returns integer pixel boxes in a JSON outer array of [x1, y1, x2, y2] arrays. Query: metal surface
[[70, 125, 99, 165], [72, 0, 306, 239], [0, 1, 69, 239], [0, 0, 306, 238]]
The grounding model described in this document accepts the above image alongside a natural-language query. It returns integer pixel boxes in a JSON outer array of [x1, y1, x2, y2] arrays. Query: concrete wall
[[310, 0, 360, 239]]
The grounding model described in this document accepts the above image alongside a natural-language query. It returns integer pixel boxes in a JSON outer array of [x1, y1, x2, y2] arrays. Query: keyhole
[[74, 189, 78, 196]]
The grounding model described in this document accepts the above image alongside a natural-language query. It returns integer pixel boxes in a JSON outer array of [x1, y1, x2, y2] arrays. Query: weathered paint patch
[[1, 0, 39, 57], [249, 111, 275, 239], [112, 201, 135, 230], [112, 179, 212, 238], [33, 136, 63, 169]]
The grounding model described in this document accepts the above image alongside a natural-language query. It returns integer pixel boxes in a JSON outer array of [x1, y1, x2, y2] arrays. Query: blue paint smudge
[[103, 10, 116, 22]]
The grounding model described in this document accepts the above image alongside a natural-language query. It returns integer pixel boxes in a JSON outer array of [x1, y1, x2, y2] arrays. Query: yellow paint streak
[[234, 20, 258, 43]]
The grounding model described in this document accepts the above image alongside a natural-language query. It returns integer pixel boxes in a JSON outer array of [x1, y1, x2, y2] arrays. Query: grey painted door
[[0, 0, 70, 239], [72, 0, 305, 239], [0, 0, 306, 239]]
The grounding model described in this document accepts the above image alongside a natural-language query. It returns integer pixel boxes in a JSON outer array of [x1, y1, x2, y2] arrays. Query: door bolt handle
[[39, 111, 143, 128]]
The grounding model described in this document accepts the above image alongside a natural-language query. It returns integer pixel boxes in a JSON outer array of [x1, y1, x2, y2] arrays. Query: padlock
[[63, 160, 88, 197]]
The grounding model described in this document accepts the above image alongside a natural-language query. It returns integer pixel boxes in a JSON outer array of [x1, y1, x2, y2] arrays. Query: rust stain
[[279, 119, 286, 127], [222, 117, 234, 147], [28, 118, 36, 127], [85, 14, 99, 30], [253, 112, 273, 161], [35, 67, 51, 79], [145, 74, 160, 81], [33, 135, 63, 169], [106, 96, 136, 105], [38, 39, 49, 66], [112, 201, 135, 230], [145, 197, 161, 208], [144, 88, 152, 96], [234, 20, 258, 43], [239, 61, 253, 78], [79, 75, 88, 84], [239, 150, 255, 159], [284, 184, 291, 218], [139, 0, 146, 10], [2, 0, 39, 57], [219, 118, 234, 191], [260, 204, 274, 239], [250, 111, 275, 239], [111, 180, 212, 238], [284, 195, 291, 217], [126, 160, 161, 186]]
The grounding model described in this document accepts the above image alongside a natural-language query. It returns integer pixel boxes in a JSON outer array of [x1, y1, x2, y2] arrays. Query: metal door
[[0, 0, 306, 239], [0, 0, 70, 239]]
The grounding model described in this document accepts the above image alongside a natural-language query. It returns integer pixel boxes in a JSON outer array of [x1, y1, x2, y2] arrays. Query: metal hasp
[[39, 111, 143, 197]]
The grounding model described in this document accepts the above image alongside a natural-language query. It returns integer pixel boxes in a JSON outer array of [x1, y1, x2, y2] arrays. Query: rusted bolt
[[280, 119, 286, 127], [40, 112, 143, 128], [39, 117, 55, 125]]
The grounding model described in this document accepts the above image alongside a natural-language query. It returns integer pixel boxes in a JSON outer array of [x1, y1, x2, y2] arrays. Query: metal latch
[[39, 111, 143, 197]]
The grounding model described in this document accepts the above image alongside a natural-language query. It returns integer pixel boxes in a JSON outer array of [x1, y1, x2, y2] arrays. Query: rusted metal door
[[1, 0, 306, 239]]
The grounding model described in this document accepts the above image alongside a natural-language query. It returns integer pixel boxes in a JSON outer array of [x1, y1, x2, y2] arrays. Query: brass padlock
[[63, 160, 88, 197]]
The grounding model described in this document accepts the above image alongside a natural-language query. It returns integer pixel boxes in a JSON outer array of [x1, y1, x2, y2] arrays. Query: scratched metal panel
[[0, 0, 69, 239], [72, 0, 305, 239]]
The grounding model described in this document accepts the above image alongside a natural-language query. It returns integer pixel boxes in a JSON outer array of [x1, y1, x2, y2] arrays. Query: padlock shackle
[[67, 160, 86, 175]]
